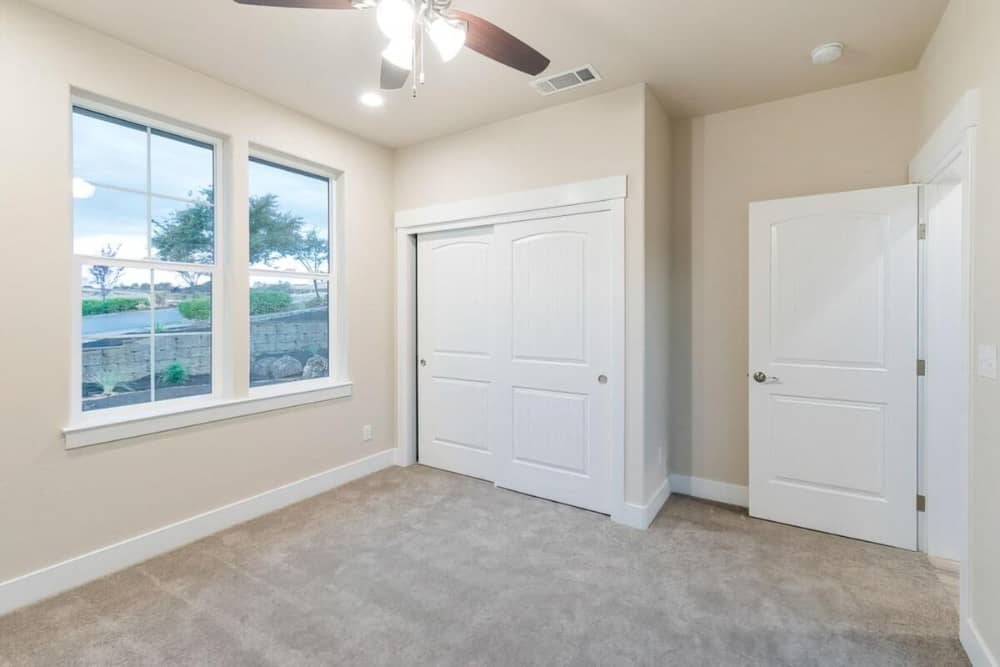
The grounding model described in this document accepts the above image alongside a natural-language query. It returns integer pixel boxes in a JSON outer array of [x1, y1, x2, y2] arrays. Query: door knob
[[753, 371, 779, 384], [419, 359, 427, 367], [598, 374, 608, 385]]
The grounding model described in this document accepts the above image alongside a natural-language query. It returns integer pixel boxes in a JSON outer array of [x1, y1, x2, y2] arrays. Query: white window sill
[[64, 381, 353, 450]]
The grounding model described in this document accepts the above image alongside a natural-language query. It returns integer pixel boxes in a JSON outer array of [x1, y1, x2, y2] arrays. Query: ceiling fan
[[234, 0, 551, 97]]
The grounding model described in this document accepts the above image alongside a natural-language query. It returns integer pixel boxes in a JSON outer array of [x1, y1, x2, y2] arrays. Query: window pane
[[250, 276, 329, 388], [81, 266, 152, 412], [248, 159, 330, 273], [151, 130, 214, 201], [154, 271, 212, 402], [72, 108, 147, 192], [150, 196, 215, 265], [73, 187, 148, 260]]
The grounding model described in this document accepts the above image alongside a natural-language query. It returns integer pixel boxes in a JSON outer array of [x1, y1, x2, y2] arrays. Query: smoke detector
[[532, 65, 602, 96], [811, 42, 845, 65]]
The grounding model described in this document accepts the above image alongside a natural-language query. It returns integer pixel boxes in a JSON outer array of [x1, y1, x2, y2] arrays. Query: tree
[[151, 188, 214, 289], [294, 228, 328, 301], [249, 193, 304, 266], [153, 189, 326, 299], [88, 243, 125, 301]]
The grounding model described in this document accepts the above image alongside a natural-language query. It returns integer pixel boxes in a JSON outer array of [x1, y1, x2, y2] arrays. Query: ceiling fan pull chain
[[411, 0, 419, 97], [419, 12, 427, 86]]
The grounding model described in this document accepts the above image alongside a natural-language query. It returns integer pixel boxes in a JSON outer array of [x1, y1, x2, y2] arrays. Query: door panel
[[770, 214, 887, 367], [418, 228, 495, 482], [512, 388, 589, 474], [494, 212, 612, 514], [749, 185, 918, 549], [511, 232, 587, 363]]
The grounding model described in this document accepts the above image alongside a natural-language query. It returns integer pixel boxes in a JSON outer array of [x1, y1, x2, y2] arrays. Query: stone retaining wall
[[83, 309, 328, 384]]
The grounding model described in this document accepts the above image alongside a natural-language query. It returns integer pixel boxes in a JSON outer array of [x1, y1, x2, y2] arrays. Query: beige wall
[[670, 72, 920, 485], [0, 0, 395, 583], [643, 89, 672, 500], [918, 0, 1000, 655], [395, 84, 664, 504]]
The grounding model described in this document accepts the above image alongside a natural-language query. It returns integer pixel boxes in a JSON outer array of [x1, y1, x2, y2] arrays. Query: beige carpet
[[0, 465, 968, 666]]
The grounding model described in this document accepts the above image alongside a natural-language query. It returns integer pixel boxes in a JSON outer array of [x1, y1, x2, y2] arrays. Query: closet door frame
[[393, 176, 628, 525]]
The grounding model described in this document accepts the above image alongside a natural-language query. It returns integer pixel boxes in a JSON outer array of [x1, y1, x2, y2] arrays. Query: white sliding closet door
[[417, 227, 496, 482], [493, 211, 613, 514]]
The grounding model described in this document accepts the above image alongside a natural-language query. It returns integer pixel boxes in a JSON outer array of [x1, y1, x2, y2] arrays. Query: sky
[[73, 109, 333, 283]]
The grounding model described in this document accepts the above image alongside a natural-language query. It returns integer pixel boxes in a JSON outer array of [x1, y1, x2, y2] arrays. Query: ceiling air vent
[[532, 65, 602, 96]]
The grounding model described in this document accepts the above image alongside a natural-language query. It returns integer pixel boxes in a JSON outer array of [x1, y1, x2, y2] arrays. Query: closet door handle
[[598, 374, 608, 385]]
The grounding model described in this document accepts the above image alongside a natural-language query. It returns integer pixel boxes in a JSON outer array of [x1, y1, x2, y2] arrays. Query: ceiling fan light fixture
[[428, 16, 466, 63], [382, 36, 414, 70], [376, 0, 414, 41]]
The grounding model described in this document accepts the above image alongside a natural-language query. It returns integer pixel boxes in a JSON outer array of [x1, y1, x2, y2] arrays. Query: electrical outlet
[[362, 424, 374, 442], [977, 344, 998, 380]]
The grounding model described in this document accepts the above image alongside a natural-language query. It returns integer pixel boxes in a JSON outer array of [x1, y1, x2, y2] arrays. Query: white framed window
[[65, 100, 351, 449], [72, 102, 222, 419], [247, 152, 343, 398]]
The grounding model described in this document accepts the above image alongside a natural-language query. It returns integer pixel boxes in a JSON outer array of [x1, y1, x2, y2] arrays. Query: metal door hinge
[[917, 359, 926, 377], [918, 223, 928, 240], [917, 494, 927, 512]]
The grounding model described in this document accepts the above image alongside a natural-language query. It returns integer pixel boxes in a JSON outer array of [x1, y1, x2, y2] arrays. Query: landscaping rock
[[302, 355, 329, 379], [251, 357, 274, 381], [270, 355, 303, 379]]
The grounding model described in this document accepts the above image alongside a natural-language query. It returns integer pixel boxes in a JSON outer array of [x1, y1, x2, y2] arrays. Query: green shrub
[[250, 290, 292, 315], [158, 362, 188, 387], [82, 297, 149, 316], [178, 297, 212, 321]]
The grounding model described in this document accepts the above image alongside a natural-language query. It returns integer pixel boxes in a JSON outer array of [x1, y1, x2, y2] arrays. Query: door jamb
[[393, 176, 628, 524], [908, 89, 979, 640]]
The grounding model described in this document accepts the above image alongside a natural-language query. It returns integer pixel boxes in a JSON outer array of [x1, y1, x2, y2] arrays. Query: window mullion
[[72, 255, 217, 273], [149, 271, 156, 404], [146, 127, 156, 405], [249, 268, 332, 282]]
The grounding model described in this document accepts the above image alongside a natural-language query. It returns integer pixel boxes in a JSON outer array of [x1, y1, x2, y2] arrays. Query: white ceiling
[[29, 0, 948, 147]]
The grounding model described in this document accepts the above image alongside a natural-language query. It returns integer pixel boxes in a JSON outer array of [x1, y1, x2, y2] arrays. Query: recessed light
[[360, 92, 385, 108], [811, 42, 845, 65]]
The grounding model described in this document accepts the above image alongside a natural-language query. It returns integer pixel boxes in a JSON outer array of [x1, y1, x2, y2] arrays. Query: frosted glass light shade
[[382, 37, 414, 70], [376, 0, 415, 41], [429, 17, 466, 62]]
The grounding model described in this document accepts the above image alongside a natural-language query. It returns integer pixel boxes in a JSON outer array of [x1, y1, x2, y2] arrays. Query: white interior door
[[749, 185, 919, 550], [417, 227, 495, 482], [492, 211, 613, 514]]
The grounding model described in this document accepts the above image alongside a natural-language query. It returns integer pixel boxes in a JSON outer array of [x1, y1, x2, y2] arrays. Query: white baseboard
[[0, 448, 397, 618], [669, 474, 749, 508], [963, 617, 998, 667], [614, 477, 672, 530]]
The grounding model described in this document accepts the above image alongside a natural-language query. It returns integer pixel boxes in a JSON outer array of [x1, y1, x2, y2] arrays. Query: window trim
[[64, 381, 353, 450], [247, 146, 348, 397]]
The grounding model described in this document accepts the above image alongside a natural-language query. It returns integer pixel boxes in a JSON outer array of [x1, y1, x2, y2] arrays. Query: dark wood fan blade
[[449, 10, 550, 76], [234, 0, 358, 9], [380, 58, 411, 90]]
